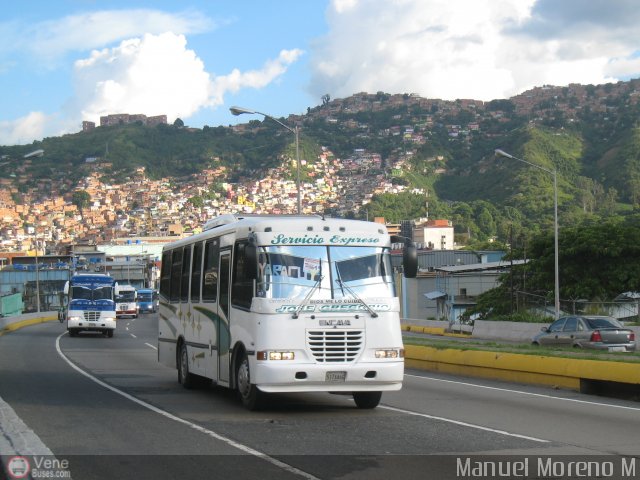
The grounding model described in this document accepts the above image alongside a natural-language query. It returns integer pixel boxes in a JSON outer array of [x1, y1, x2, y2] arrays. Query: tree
[[72, 190, 91, 216], [188, 196, 204, 208], [321, 94, 331, 106], [173, 118, 184, 127]]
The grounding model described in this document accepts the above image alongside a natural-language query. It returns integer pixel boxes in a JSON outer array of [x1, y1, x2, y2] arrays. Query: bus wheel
[[106, 330, 114, 338], [236, 354, 263, 410], [353, 391, 382, 409], [68, 329, 77, 337], [178, 343, 196, 389]]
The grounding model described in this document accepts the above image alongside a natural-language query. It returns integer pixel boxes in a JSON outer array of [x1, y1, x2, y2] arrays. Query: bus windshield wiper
[[292, 275, 324, 319], [336, 277, 378, 318]]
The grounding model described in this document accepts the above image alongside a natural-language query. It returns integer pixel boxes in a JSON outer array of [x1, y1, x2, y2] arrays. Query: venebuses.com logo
[[6, 456, 30, 479], [5, 455, 71, 479]]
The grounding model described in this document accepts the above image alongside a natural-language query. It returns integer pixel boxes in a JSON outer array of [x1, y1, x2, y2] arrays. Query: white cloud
[[74, 32, 212, 123], [606, 55, 640, 79], [209, 49, 304, 106], [0, 112, 52, 146], [0, 32, 302, 144], [308, 0, 640, 101], [74, 33, 302, 124], [1, 9, 213, 62]]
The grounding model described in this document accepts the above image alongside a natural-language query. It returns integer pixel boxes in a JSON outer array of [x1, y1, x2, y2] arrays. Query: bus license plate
[[326, 371, 346, 382]]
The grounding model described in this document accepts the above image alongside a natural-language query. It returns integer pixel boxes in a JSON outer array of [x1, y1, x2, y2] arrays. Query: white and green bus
[[158, 214, 417, 410]]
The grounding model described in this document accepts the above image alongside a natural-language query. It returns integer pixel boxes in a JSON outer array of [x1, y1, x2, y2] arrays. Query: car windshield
[[584, 317, 622, 329], [138, 292, 153, 301]]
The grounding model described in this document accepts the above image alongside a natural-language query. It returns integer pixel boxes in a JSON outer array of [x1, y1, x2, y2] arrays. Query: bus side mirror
[[403, 243, 418, 278], [391, 235, 417, 278]]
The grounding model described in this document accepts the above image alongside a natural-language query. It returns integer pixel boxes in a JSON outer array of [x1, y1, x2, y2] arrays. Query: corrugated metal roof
[[423, 291, 447, 300], [436, 259, 527, 273]]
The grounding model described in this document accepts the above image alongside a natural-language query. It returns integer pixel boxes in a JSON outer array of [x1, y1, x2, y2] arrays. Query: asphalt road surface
[[2, 316, 640, 479]]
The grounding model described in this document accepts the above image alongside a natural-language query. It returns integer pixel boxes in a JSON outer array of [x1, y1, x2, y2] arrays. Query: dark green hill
[[2, 79, 640, 245]]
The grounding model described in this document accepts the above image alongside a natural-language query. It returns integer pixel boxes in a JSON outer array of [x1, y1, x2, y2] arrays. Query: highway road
[[2, 315, 640, 479]]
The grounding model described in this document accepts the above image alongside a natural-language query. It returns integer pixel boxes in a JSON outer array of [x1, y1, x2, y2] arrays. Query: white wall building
[[413, 219, 454, 250]]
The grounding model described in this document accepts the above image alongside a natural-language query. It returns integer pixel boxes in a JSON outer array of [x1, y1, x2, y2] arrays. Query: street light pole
[[35, 241, 41, 313], [495, 148, 560, 320], [230, 106, 302, 214]]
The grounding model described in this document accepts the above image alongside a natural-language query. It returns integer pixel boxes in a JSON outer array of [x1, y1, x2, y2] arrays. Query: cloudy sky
[[1, 0, 639, 145]]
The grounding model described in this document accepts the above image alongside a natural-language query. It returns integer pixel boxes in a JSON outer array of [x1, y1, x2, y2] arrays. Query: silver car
[[532, 315, 636, 352]]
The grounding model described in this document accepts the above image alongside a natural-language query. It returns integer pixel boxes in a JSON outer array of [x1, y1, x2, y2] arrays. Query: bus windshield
[[71, 285, 114, 301], [116, 291, 136, 302], [257, 245, 395, 300]]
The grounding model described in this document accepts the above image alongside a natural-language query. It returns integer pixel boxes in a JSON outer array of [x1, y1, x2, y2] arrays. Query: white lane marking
[[379, 405, 548, 443], [405, 373, 640, 412], [130, 334, 137, 339], [145, 343, 157, 351], [55, 333, 319, 480]]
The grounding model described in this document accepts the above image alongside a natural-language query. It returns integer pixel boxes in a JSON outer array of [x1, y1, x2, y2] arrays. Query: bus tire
[[178, 342, 197, 389], [106, 330, 114, 338], [353, 391, 382, 409], [236, 354, 263, 410], [68, 329, 77, 337]]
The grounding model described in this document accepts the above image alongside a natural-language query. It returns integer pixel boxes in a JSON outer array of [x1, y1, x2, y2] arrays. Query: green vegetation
[[464, 216, 640, 319], [71, 190, 91, 215], [3, 80, 640, 253]]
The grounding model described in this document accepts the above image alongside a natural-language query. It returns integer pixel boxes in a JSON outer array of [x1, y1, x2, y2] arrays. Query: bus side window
[[169, 248, 182, 303], [231, 241, 253, 310], [180, 245, 191, 302], [202, 239, 219, 302], [160, 251, 172, 299], [191, 241, 203, 302]]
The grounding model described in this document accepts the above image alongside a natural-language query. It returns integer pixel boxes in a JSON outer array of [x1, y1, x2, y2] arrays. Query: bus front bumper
[[254, 361, 404, 393], [67, 316, 116, 331]]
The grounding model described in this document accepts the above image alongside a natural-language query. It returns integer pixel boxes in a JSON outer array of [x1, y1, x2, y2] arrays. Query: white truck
[[115, 284, 138, 318]]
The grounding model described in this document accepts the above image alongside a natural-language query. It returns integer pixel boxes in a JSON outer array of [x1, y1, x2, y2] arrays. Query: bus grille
[[83, 311, 101, 321], [307, 330, 363, 363]]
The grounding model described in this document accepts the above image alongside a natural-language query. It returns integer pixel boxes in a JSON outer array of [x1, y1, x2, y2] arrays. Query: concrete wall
[[0, 311, 57, 335]]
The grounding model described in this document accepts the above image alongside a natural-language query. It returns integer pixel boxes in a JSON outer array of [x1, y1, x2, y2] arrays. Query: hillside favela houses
[[0, 190, 508, 322], [15, 90, 609, 316]]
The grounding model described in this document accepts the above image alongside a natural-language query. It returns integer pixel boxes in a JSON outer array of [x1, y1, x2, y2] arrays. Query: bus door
[[217, 250, 231, 385]]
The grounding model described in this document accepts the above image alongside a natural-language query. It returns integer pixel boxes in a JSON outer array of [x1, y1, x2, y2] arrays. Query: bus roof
[[163, 215, 390, 251], [70, 274, 116, 286]]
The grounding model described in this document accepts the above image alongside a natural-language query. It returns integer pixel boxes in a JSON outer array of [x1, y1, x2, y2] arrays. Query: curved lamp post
[[230, 106, 301, 214], [495, 148, 560, 320]]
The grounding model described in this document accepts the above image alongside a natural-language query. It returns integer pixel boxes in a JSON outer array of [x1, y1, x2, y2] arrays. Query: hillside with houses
[[2, 78, 640, 255]]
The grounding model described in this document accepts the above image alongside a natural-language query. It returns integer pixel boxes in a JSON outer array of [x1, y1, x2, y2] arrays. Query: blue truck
[[63, 274, 117, 337], [136, 288, 158, 314]]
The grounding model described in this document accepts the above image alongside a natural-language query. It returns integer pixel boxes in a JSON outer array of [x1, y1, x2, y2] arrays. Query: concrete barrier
[[0, 311, 58, 336], [472, 320, 544, 342], [405, 344, 640, 391]]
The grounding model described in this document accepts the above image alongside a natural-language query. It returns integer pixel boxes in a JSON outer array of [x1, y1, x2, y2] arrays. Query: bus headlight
[[69, 316, 81, 322], [257, 351, 295, 361], [375, 348, 404, 359], [105, 316, 116, 322]]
